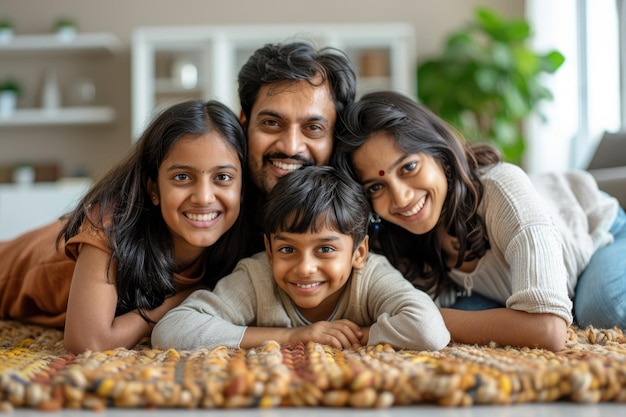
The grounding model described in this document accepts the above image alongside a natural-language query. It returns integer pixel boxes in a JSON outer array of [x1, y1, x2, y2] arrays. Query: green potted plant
[[0, 19, 14, 42], [417, 7, 565, 165], [0, 77, 22, 118], [54, 18, 78, 41]]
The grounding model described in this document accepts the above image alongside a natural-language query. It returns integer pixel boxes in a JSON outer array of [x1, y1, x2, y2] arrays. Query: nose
[[295, 253, 317, 277], [389, 180, 413, 210], [191, 178, 216, 205], [275, 126, 305, 156]]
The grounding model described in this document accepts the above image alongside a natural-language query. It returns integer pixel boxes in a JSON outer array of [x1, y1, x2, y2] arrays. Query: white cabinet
[[131, 23, 415, 140], [0, 180, 91, 240], [0, 32, 120, 126]]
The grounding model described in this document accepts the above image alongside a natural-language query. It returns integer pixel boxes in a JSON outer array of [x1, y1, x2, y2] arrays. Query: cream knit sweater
[[153, 252, 450, 351], [448, 163, 619, 325]]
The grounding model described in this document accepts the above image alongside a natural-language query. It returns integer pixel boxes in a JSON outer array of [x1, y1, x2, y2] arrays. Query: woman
[[333, 91, 624, 351]]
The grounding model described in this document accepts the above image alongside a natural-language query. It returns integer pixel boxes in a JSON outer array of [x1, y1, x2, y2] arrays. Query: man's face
[[243, 79, 336, 195]]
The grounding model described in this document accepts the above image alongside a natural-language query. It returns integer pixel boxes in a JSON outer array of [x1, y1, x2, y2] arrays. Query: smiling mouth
[[294, 282, 322, 289], [185, 212, 219, 221], [399, 196, 426, 217], [270, 160, 303, 172]]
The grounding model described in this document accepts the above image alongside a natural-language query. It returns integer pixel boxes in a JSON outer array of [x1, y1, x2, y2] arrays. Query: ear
[[351, 235, 369, 269], [264, 234, 273, 266], [146, 178, 160, 206], [239, 111, 247, 130]]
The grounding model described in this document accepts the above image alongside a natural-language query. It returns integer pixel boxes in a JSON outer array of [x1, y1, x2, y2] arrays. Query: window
[[525, 0, 621, 173]]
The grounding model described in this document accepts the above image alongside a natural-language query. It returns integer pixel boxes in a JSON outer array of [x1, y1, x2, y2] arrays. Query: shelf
[[0, 33, 121, 54], [0, 106, 115, 126]]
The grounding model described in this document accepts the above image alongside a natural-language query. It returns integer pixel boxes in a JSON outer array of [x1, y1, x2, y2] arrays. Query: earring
[[369, 212, 381, 231]]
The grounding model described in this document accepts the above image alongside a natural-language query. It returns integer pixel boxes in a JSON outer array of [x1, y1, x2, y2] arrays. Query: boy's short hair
[[262, 166, 369, 250]]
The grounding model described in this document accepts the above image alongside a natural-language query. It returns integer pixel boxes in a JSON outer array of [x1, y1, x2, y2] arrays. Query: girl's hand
[[287, 319, 364, 349], [143, 284, 205, 324]]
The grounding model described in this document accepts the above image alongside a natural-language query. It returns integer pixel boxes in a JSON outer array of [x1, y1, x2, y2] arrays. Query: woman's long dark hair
[[58, 99, 250, 321], [333, 91, 501, 298]]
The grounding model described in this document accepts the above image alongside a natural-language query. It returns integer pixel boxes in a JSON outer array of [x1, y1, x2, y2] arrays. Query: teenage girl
[[0, 99, 250, 353], [334, 91, 624, 351]]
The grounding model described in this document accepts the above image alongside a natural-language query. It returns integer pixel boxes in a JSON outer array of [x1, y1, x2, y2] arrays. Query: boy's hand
[[288, 319, 364, 349]]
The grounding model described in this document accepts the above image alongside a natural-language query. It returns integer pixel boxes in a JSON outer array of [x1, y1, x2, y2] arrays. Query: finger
[[329, 328, 356, 350], [331, 322, 362, 347], [335, 319, 363, 338]]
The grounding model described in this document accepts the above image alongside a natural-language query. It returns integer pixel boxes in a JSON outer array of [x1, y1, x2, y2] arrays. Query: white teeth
[[295, 282, 321, 289], [272, 160, 302, 171], [400, 197, 426, 217], [186, 212, 218, 221]]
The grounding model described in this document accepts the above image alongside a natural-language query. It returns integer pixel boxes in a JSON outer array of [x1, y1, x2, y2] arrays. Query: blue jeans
[[447, 290, 503, 311], [574, 206, 626, 329]]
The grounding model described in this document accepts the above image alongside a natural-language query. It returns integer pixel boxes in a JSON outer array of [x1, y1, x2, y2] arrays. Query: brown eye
[[366, 183, 383, 195], [402, 161, 417, 173]]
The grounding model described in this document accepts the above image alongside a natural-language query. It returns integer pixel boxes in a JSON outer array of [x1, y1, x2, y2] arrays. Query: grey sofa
[[587, 131, 626, 208]]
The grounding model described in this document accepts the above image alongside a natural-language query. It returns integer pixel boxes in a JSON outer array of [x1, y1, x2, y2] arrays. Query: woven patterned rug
[[1, 319, 626, 411]]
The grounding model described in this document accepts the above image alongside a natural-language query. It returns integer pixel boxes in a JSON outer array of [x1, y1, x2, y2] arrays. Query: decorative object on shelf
[[41, 70, 61, 110], [68, 77, 96, 105], [53, 18, 78, 42], [171, 56, 198, 90], [11, 162, 35, 185], [0, 77, 21, 118], [0, 19, 14, 43], [359, 50, 389, 78], [417, 7, 565, 165]]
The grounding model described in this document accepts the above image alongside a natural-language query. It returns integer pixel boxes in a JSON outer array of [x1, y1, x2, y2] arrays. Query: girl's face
[[351, 131, 448, 236], [148, 133, 242, 267], [264, 225, 368, 323]]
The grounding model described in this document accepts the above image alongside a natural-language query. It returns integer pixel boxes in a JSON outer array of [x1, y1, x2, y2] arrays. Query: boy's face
[[264, 226, 368, 322]]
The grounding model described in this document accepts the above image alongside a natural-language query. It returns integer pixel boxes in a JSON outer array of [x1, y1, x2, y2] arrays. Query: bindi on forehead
[[378, 170, 385, 176]]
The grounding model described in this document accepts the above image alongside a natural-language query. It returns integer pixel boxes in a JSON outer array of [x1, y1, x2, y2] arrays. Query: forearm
[[440, 307, 568, 351], [241, 327, 293, 349], [64, 310, 152, 353]]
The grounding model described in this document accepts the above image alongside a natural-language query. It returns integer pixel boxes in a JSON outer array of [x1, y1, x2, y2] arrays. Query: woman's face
[[351, 131, 448, 235], [148, 133, 242, 266]]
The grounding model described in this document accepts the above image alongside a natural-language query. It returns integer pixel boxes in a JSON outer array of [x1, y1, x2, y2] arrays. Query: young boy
[[152, 166, 450, 351]]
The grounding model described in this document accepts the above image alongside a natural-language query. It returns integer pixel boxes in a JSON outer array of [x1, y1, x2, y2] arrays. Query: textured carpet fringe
[[1, 320, 626, 411]]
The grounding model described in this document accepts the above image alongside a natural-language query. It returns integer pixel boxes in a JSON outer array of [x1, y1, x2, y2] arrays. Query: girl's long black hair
[[333, 91, 501, 299], [58, 99, 250, 321]]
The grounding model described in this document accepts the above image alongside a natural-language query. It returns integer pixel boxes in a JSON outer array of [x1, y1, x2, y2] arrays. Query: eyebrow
[[165, 163, 239, 172], [272, 232, 341, 243], [361, 153, 409, 185], [256, 109, 330, 125]]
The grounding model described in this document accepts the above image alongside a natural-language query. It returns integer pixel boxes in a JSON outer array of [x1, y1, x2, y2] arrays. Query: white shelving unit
[[0, 106, 115, 126], [0, 179, 91, 240], [0, 32, 120, 53], [0, 32, 120, 126], [0, 33, 119, 238], [131, 23, 415, 140]]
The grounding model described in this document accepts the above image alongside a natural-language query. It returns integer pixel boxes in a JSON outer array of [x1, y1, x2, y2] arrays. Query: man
[[237, 41, 357, 252]]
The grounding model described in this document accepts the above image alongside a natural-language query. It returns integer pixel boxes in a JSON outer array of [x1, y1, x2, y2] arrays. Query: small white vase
[[0, 28, 13, 43], [42, 71, 61, 110], [0, 91, 17, 118], [12, 165, 35, 185]]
